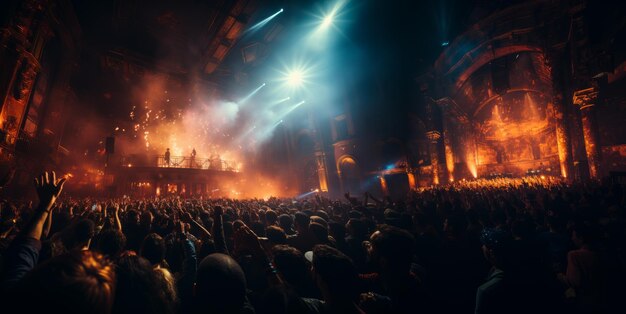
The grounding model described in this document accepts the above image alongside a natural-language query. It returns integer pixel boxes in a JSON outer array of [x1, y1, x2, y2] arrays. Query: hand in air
[[34, 171, 67, 212]]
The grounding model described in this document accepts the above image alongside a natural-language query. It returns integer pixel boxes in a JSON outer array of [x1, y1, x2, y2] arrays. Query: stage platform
[[105, 155, 242, 197]]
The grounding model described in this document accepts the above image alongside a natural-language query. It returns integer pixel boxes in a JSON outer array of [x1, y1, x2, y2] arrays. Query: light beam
[[239, 83, 266, 105], [246, 8, 284, 33]]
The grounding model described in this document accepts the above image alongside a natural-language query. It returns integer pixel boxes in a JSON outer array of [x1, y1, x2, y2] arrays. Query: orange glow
[[481, 94, 550, 142], [444, 143, 455, 181], [465, 149, 478, 178], [407, 172, 416, 189], [317, 160, 329, 192], [379, 176, 388, 195]]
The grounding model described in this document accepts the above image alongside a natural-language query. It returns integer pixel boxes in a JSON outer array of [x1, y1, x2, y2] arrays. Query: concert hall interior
[[2, 1, 626, 314], [0, 0, 625, 198]]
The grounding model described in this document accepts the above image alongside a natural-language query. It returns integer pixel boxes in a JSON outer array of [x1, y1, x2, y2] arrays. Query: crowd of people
[[0, 171, 625, 313]]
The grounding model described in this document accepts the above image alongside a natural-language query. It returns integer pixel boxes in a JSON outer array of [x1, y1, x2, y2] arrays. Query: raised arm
[[113, 203, 123, 232], [24, 172, 66, 239], [212, 206, 229, 255], [182, 211, 212, 240], [2, 171, 66, 288]]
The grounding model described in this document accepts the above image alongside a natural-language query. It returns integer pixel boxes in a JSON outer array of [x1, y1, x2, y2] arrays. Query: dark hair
[[266, 225, 287, 245], [12, 250, 116, 314], [64, 219, 95, 250], [370, 225, 415, 269], [278, 214, 294, 231], [309, 222, 329, 244], [265, 209, 278, 225], [347, 218, 368, 238], [315, 210, 330, 222], [272, 245, 308, 286], [195, 253, 247, 314], [250, 221, 266, 237], [294, 212, 310, 229], [311, 245, 358, 300], [95, 229, 127, 259], [328, 221, 346, 240], [114, 254, 177, 314], [141, 233, 166, 266]]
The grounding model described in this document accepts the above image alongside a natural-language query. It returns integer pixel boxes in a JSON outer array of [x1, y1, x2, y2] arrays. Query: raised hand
[[34, 171, 67, 212], [181, 211, 194, 223], [233, 225, 265, 258]]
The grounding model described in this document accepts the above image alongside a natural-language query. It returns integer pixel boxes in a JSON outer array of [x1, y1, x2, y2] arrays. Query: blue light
[[441, 41, 450, 47], [278, 61, 315, 92], [246, 8, 284, 33], [269, 96, 291, 108], [238, 83, 266, 105], [296, 189, 318, 200]]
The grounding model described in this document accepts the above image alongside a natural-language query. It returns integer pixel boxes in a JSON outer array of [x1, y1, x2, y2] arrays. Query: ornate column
[[426, 130, 442, 185], [435, 98, 456, 182], [315, 151, 329, 192], [573, 88, 602, 179], [309, 110, 331, 194], [547, 50, 574, 180], [442, 115, 455, 182]]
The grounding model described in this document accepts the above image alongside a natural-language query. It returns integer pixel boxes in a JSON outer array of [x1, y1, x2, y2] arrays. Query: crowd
[[0, 171, 625, 313]]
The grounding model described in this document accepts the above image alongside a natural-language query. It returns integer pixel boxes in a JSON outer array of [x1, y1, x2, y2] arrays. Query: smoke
[[104, 73, 297, 197]]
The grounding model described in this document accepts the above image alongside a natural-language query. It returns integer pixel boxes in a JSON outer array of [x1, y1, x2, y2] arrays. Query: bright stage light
[[320, 12, 334, 29], [287, 70, 304, 87], [278, 63, 313, 91], [313, 1, 347, 33]]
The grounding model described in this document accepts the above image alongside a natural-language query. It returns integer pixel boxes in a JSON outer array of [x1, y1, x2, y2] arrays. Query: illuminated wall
[[448, 52, 561, 177]]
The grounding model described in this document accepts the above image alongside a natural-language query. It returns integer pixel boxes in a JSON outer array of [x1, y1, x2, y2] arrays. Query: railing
[[153, 155, 239, 172]]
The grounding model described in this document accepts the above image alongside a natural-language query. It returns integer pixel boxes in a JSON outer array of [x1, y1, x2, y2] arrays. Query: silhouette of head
[[195, 253, 247, 314]]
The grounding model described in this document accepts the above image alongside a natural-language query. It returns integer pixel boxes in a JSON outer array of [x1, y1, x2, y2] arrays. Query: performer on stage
[[190, 148, 196, 168], [164, 148, 171, 167]]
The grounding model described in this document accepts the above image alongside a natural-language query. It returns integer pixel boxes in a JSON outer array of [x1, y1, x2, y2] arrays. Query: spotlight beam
[[246, 8, 284, 32], [269, 96, 291, 108], [296, 190, 318, 200], [239, 83, 266, 105], [251, 100, 306, 141], [271, 119, 284, 128], [281, 100, 306, 116]]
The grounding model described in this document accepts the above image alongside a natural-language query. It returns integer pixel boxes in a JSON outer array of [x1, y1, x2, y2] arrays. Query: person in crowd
[[306, 244, 364, 314], [360, 224, 429, 314], [288, 212, 316, 252]]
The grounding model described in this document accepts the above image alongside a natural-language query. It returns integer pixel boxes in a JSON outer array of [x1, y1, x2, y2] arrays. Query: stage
[[105, 155, 242, 198]]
